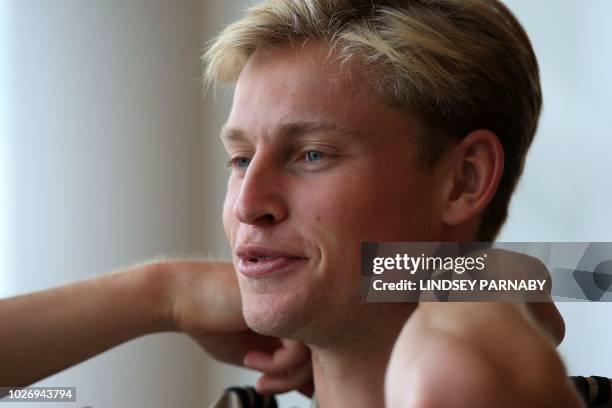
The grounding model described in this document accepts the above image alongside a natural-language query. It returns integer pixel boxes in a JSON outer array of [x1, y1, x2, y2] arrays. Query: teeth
[[249, 256, 274, 262]]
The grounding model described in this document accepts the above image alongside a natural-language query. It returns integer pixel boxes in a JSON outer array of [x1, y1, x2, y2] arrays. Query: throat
[[311, 344, 389, 408], [309, 303, 416, 408]]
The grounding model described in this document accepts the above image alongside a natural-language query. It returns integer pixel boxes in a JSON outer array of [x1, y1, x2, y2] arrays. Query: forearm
[[387, 303, 584, 407], [0, 263, 171, 387], [0, 260, 306, 398]]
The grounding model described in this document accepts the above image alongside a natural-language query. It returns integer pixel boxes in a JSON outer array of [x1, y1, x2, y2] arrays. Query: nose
[[233, 157, 288, 226]]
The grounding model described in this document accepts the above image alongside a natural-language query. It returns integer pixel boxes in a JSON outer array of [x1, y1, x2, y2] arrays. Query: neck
[[309, 303, 416, 408]]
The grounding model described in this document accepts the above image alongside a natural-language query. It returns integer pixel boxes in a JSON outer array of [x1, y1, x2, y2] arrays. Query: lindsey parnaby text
[[371, 279, 548, 292]]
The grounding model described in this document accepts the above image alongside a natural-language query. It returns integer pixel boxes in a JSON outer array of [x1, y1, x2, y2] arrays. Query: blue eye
[[305, 150, 325, 162], [231, 157, 251, 169]]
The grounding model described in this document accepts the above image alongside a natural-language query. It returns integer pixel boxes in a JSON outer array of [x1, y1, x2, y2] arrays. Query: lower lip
[[238, 257, 308, 279]]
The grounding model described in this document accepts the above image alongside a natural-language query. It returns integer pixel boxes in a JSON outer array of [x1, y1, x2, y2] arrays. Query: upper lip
[[235, 245, 307, 261]]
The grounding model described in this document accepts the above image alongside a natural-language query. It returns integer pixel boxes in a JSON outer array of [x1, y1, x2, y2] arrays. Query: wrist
[[139, 260, 245, 335], [131, 261, 178, 332]]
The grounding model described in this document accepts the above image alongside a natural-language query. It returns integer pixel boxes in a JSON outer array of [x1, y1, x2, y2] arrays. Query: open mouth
[[236, 245, 308, 278], [248, 256, 275, 262], [246, 255, 304, 263]]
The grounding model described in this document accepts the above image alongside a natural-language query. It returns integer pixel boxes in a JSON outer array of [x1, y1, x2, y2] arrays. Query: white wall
[[4, 0, 237, 407], [0, 0, 13, 298]]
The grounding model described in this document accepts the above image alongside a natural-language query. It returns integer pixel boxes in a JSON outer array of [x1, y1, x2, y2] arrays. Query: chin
[[241, 291, 310, 338]]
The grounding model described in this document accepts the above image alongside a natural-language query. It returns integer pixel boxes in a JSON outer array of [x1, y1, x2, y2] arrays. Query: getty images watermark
[[361, 242, 612, 302]]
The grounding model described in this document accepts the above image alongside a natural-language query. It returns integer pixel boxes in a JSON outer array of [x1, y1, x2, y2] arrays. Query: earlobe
[[441, 130, 504, 227]]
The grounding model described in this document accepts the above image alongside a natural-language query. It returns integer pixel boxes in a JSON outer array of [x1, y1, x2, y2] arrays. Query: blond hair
[[203, 0, 542, 241]]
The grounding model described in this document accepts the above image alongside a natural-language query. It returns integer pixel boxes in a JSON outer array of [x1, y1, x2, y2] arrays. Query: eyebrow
[[220, 119, 362, 143]]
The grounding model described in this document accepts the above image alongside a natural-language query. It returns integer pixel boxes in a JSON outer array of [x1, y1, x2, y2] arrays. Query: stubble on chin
[[240, 287, 368, 347], [241, 294, 309, 339]]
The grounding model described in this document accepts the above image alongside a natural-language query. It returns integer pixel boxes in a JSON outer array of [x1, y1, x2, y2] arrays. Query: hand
[[160, 261, 313, 395], [196, 334, 313, 396], [245, 339, 314, 396]]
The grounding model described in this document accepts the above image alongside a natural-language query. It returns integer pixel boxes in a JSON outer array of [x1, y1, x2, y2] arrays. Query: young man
[[204, 0, 583, 406], [0, 1, 585, 406]]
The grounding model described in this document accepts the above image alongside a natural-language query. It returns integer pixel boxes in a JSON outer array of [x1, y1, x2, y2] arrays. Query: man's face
[[222, 41, 444, 340]]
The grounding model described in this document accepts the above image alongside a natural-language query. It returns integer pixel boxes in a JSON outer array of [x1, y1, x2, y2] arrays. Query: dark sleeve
[[209, 387, 278, 408], [570, 376, 612, 407]]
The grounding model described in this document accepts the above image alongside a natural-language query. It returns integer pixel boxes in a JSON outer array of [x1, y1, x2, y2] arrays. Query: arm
[[0, 263, 168, 387], [0, 262, 311, 395]]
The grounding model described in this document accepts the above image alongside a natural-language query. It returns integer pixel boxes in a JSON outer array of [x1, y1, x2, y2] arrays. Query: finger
[[256, 366, 312, 395], [254, 363, 313, 395], [244, 341, 309, 374], [243, 350, 275, 372], [244, 350, 302, 375]]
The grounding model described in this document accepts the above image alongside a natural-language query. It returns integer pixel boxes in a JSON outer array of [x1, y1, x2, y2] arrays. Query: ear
[[440, 130, 504, 227]]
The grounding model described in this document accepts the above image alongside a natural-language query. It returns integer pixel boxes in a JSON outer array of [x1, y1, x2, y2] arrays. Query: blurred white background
[[0, 1, 610, 407]]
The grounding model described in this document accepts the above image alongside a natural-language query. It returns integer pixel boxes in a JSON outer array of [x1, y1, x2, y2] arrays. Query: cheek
[[299, 170, 435, 243], [222, 186, 238, 244], [291, 177, 370, 260]]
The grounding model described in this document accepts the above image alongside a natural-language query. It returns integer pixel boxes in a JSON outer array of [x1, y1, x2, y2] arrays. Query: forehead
[[225, 40, 416, 143]]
